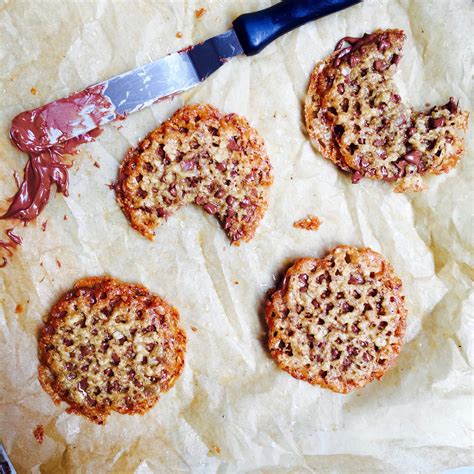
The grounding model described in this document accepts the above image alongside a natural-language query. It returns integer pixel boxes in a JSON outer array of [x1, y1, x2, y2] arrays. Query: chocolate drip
[[2, 84, 113, 223]]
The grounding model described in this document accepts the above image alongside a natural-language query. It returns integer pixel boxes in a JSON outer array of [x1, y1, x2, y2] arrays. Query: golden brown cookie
[[116, 104, 273, 244], [38, 276, 186, 424], [266, 246, 406, 393], [305, 29, 469, 190]]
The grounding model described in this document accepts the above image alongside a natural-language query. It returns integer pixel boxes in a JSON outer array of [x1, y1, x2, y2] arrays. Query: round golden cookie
[[116, 104, 273, 245], [38, 277, 186, 424], [266, 246, 407, 394]]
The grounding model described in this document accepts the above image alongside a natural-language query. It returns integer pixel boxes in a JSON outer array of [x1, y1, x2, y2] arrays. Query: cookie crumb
[[93, 161, 101, 168], [41, 221, 48, 232], [31, 87, 37, 95], [33, 425, 44, 444], [176, 31, 183, 38], [293, 215, 321, 231], [56, 258, 61, 268], [191, 326, 198, 332], [63, 215, 68, 221], [195, 8, 206, 18], [15, 304, 24, 314], [209, 445, 221, 456]]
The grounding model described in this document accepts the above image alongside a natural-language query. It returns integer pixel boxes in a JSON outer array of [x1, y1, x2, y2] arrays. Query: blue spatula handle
[[233, 0, 362, 56]]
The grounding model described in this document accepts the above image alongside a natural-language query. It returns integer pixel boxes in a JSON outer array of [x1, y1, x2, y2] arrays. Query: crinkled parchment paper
[[0, 0, 473, 472]]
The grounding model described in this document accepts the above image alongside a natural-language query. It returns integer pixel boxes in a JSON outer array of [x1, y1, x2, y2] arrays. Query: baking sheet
[[0, 0, 473, 472]]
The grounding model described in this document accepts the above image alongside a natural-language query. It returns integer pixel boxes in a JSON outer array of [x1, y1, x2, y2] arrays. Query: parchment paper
[[0, 1, 473, 472]]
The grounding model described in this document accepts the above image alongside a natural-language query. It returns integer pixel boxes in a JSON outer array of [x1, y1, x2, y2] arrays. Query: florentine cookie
[[116, 104, 273, 244], [38, 277, 186, 424], [305, 29, 469, 191], [266, 246, 406, 393]]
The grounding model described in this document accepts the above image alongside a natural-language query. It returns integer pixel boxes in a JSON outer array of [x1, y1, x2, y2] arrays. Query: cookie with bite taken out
[[305, 29, 469, 191], [116, 104, 273, 244]]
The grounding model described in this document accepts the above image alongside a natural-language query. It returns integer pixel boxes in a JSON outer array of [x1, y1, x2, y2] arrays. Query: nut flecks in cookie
[[266, 246, 407, 394], [33, 425, 44, 444], [38, 276, 186, 424], [305, 29, 469, 191], [116, 104, 273, 244]]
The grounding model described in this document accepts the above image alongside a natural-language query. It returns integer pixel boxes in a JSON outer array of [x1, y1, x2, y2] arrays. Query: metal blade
[[10, 29, 243, 150], [0, 444, 16, 474], [104, 29, 243, 116]]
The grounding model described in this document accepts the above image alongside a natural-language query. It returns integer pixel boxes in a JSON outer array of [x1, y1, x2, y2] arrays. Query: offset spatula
[[10, 0, 361, 151]]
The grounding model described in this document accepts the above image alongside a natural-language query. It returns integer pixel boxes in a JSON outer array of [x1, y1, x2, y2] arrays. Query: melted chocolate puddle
[[2, 131, 101, 221], [2, 85, 113, 222], [0, 85, 115, 265]]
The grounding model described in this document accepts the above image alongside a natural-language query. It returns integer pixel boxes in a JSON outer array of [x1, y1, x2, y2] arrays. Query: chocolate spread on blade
[[2, 84, 114, 222], [10, 84, 113, 154]]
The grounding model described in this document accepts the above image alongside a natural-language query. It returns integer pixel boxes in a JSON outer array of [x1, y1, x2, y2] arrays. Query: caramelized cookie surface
[[116, 104, 272, 244], [266, 246, 406, 393], [38, 276, 186, 424], [305, 29, 469, 191]]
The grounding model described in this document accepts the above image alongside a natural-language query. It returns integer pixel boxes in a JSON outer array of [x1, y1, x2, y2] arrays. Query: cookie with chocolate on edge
[[305, 29, 469, 191], [266, 246, 406, 393], [38, 276, 186, 424], [116, 104, 273, 244]]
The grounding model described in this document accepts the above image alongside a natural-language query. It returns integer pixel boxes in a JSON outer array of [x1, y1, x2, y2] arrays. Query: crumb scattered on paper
[[30, 87, 37, 95], [293, 215, 322, 231], [209, 445, 221, 456], [191, 326, 198, 332], [195, 8, 206, 19], [176, 31, 183, 38], [15, 304, 24, 314]]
